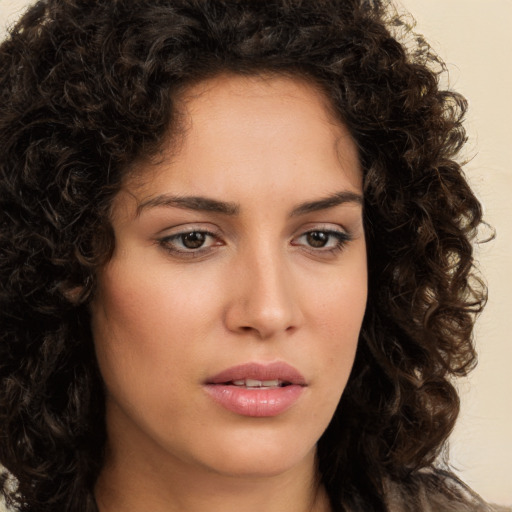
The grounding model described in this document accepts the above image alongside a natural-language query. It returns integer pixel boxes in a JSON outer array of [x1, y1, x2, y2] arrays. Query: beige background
[[1, 0, 511, 507], [398, 0, 512, 506]]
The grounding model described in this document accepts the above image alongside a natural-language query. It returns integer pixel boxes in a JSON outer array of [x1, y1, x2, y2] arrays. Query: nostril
[[224, 288, 302, 339]]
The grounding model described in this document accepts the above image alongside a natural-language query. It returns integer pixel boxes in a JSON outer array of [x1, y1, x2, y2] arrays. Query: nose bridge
[[226, 236, 301, 339]]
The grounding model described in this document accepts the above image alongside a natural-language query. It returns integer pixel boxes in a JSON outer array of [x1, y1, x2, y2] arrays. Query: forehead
[[180, 73, 336, 122], [124, 73, 361, 203], [176, 73, 352, 154]]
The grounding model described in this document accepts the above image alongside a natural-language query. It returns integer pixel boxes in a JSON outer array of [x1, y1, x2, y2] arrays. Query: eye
[[158, 229, 222, 257], [292, 228, 352, 253], [178, 231, 209, 249], [304, 231, 332, 248]]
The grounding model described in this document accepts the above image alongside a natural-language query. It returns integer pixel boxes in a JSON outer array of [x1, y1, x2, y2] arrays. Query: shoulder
[[383, 467, 497, 512]]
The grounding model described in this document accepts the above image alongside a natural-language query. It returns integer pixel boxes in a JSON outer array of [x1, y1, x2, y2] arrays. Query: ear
[[61, 285, 85, 305]]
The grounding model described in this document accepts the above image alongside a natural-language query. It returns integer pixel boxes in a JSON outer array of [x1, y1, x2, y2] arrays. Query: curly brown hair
[[0, 0, 487, 511]]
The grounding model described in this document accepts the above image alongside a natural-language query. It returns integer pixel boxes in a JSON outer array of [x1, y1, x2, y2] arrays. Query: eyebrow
[[289, 191, 363, 216], [136, 190, 363, 217], [136, 195, 240, 216]]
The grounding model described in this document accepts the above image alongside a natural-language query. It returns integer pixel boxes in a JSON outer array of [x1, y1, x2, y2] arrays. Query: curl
[[0, 1, 488, 510]]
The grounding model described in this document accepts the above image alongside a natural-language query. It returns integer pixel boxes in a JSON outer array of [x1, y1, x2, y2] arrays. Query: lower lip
[[204, 384, 304, 417]]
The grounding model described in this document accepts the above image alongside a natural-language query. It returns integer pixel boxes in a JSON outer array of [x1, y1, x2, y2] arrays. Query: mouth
[[205, 361, 307, 387], [204, 362, 307, 417], [218, 378, 293, 389]]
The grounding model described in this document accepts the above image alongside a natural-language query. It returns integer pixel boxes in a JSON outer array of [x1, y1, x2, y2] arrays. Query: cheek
[[309, 249, 367, 334], [308, 252, 367, 385], [90, 254, 235, 413], [90, 263, 198, 399], [92, 258, 221, 348]]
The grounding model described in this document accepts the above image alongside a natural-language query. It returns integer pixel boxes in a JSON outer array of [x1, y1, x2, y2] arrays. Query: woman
[[0, 1, 492, 511]]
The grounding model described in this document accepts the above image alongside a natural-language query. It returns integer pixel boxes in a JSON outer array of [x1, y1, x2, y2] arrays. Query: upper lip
[[206, 361, 307, 386]]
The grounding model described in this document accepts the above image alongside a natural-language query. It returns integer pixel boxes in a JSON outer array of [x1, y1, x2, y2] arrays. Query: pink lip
[[204, 362, 307, 417], [206, 362, 307, 385]]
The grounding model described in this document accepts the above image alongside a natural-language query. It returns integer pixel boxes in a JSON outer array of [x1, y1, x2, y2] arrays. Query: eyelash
[[157, 228, 352, 259], [158, 229, 221, 258], [291, 229, 352, 255]]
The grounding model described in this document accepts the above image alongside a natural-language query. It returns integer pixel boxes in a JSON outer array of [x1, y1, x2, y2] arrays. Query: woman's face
[[91, 74, 367, 480]]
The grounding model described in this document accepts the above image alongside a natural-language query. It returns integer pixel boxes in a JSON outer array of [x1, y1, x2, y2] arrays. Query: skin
[[91, 74, 367, 512]]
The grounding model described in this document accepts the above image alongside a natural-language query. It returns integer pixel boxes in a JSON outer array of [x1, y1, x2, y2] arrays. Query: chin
[[209, 454, 313, 479], [190, 429, 318, 479]]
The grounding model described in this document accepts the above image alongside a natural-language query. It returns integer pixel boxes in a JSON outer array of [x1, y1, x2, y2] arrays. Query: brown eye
[[306, 231, 329, 248], [181, 232, 206, 249], [291, 228, 352, 255], [159, 229, 222, 257]]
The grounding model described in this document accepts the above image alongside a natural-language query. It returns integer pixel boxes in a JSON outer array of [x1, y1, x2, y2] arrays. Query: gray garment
[[383, 468, 509, 512], [1, 466, 510, 511]]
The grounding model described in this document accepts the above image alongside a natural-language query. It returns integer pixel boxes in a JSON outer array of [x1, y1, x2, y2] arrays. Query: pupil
[[182, 232, 206, 249], [307, 231, 328, 248]]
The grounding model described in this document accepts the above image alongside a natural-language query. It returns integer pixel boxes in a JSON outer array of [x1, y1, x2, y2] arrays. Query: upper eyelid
[[157, 223, 350, 238], [296, 228, 349, 236], [293, 223, 350, 236], [292, 229, 351, 244], [159, 230, 220, 245], [156, 223, 222, 236]]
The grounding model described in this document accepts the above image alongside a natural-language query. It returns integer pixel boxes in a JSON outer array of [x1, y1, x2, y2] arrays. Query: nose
[[223, 245, 303, 340]]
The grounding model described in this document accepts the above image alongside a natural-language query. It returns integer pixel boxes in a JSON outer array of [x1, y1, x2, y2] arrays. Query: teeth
[[246, 378, 264, 387], [231, 379, 281, 388]]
